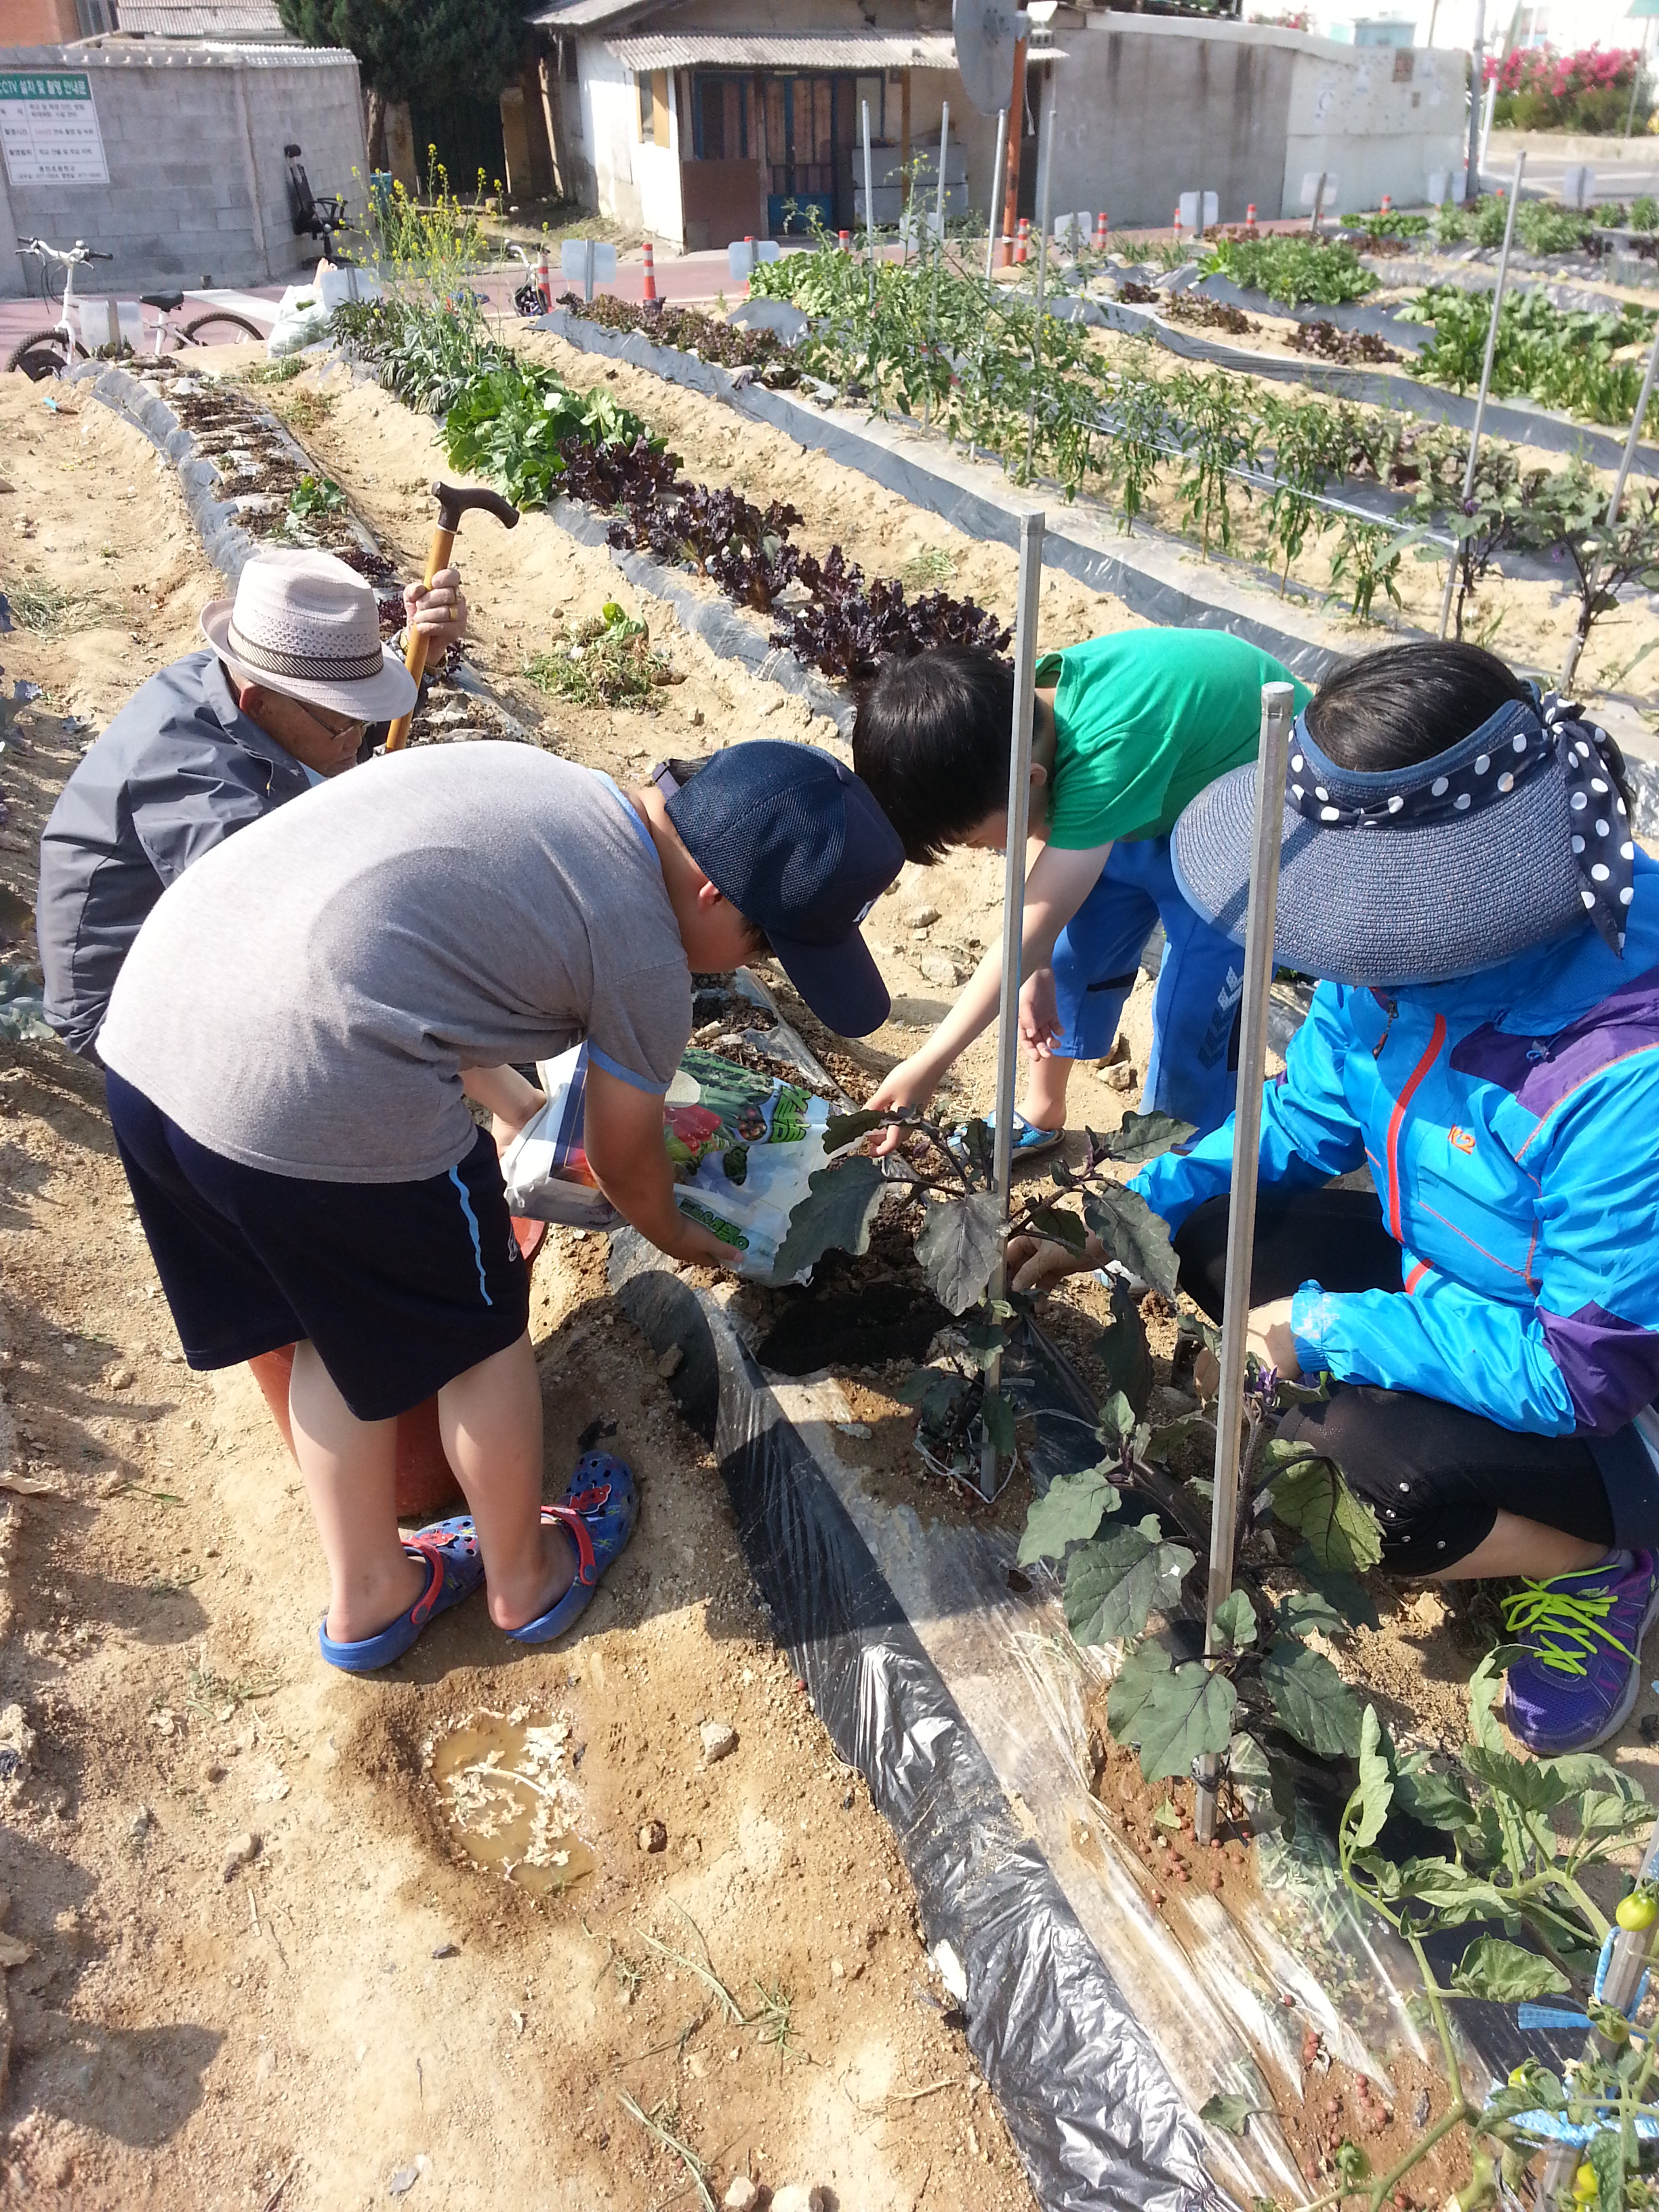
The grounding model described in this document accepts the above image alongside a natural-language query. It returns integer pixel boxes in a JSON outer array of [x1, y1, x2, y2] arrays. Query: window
[[562, 39, 578, 84], [692, 73, 750, 161], [75, 0, 114, 30], [637, 70, 670, 145], [1515, 5, 1549, 45]]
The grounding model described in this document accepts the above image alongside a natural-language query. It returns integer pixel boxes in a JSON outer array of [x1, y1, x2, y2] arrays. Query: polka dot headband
[[1287, 691, 1634, 958]]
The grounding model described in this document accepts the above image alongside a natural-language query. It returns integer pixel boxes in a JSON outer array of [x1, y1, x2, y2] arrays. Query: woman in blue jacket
[[1019, 642, 1659, 1756]]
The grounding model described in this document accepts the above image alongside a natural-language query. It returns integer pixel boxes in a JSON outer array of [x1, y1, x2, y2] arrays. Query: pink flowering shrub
[[1487, 44, 1650, 132]]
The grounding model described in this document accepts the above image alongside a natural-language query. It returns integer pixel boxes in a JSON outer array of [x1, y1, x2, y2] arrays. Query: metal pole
[[979, 510, 1047, 1502], [1465, 0, 1487, 206], [1561, 311, 1659, 688], [1307, 170, 1326, 236], [924, 101, 950, 432], [1626, 21, 1651, 140], [1192, 681, 1296, 1847], [985, 105, 1010, 282], [862, 99, 878, 313], [1437, 149, 1525, 639], [1023, 64, 1059, 480], [583, 235, 595, 305], [1479, 76, 1497, 175]]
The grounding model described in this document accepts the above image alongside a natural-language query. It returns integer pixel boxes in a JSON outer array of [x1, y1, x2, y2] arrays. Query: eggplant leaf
[[1200, 2092, 1265, 2136], [1289, 1544, 1381, 1631], [1260, 1641, 1363, 1759], [1017, 1466, 1120, 1565], [1082, 1184, 1180, 1295], [1267, 1458, 1383, 1576], [1108, 1641, 1239, 1783], [1100, 1110, 1198, 1164], [1064, 1516, 1195, 1647], [770, 1155, 887, 1284], [1212, 1589, 1258, 1652], [823, 1107, 892, 1153], [1097, 1280, 1154, 1415], [981, 1388, 1017, 1457], [916, 1192, 1004, 1315]]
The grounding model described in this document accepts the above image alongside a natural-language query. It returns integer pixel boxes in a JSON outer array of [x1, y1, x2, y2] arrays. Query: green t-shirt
[[1036, 630, 1313, 852]]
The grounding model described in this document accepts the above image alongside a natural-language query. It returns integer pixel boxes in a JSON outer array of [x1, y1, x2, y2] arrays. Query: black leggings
[[1172, 1191, 1614, 1572]]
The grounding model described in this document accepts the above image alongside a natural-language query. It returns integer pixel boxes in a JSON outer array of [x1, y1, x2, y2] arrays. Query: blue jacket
[[1136, 854, 1659, 1520], [37, 652, 318, 1058]]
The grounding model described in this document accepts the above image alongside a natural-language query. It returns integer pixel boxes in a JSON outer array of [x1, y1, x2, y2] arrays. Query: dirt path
[[0, 371, 1037, 2211]]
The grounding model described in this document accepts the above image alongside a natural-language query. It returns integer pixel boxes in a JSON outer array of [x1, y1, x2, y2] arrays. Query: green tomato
[[1616, 1889, 1658, 1932]]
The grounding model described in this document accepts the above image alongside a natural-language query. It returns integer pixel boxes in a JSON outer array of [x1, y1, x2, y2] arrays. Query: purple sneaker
[[1501, 1549, 1659, 1754]]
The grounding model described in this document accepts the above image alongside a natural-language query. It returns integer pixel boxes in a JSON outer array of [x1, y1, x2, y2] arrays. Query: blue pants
[[1050, 835, 1245, 1135]]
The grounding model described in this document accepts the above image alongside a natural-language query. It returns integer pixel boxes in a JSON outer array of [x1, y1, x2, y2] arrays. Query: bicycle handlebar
[[14, 239, 110, 263]]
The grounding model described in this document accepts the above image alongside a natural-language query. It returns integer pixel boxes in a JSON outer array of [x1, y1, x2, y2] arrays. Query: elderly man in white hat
[[37, 548, 466, 1059]]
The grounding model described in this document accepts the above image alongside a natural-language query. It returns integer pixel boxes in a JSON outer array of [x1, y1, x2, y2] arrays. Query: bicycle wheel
[[5, 328, 83, 379], [179, 310, 266, 348]]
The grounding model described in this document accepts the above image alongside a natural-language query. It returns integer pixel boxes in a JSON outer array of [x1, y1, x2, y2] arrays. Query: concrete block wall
[[0, 40, 368, 296]]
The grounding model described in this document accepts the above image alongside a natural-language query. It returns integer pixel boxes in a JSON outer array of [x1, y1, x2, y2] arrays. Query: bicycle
[[7, 238, 267, 380]]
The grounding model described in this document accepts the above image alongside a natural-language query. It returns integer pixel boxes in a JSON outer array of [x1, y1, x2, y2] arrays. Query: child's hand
[[1019, 966, 1062, 1058], [863, 1053, 943, 1158]]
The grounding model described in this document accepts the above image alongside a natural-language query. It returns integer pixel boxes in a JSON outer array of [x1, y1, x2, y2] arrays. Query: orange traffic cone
[[1245, 203, 1258, 234], [838, 228, 851, 251], [1173, 205, 1184, 242], [1094, 210, 1108, 251], [535, 247, 552, 309], [1380, 192, 1393, 216], [1015, 217, 1030, 264], [642, 238, 657, 304]]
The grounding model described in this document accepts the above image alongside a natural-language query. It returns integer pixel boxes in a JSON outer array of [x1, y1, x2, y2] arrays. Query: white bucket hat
[[200, 549, 417, 721]]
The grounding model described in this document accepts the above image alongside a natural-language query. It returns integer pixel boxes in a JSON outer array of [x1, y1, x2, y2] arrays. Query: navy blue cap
[[665, 741, 903, 1037]]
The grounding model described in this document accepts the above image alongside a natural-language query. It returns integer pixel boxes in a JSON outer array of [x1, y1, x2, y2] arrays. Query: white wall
[[1284, 37, 1468, 209], [0, 39, 367, 295], [575, 35, 642, 227]]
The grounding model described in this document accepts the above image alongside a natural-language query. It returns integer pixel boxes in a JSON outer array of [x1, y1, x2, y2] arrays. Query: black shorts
[[1172, 1189, 1618, 1570], [106, 1070, 529, 1422]]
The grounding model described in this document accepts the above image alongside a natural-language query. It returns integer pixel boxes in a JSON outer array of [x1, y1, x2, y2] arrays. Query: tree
[[277, 0, 531, 170]]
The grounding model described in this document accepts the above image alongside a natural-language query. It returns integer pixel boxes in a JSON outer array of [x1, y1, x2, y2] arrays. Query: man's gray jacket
[[37, 651, 316, 1058]]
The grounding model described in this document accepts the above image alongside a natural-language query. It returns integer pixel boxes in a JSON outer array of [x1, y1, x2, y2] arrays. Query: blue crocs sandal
[[506, 1451, 638, 1646], [948, 1108, 1064, 1162], [318, 1520, 485, 1675]]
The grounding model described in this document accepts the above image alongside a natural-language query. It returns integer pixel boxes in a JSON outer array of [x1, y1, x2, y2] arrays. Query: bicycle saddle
[[141, 291, 185, 312]]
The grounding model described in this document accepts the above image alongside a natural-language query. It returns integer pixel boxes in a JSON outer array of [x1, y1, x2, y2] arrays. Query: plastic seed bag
[[499, 1042, 829, 1279]]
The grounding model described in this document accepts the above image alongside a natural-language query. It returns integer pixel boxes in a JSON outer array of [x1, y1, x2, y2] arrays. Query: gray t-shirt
[[99, 744, 693, 1185]]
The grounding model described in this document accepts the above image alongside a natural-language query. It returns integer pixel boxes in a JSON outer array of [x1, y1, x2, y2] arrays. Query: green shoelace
[[1500, 1576, 1635, 1679]]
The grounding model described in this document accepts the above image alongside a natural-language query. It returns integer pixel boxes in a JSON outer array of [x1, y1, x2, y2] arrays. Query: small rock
[[639, 1819, 668, 1853], [221, 1831, 260, 1883], [656, 1345, 684, 1379], [699, 1720, 738, 1764], [771, 2188, 828, 2212], [723, 2183, 760, 2212], [1105, 1062, 1138, 1092], [388, 2165, 420, 2198], [432, 1942, 459, 1960], [1411, 2088, 1431, 2127], [203, 1763, 226, 1784], [903, 904, 940, 929], [918, 951, 963, 988], [129, 1804, 152, 1838], [0, 1704, 35, 1788], [830, 1957, 844, 1981], [834, 1420, 871, 1440], [108, 1366, 134, 1391], [689, 707, 705, 727]]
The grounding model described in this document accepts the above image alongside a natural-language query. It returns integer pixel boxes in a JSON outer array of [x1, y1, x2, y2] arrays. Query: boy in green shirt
[[855, 628, 1311, 1149]]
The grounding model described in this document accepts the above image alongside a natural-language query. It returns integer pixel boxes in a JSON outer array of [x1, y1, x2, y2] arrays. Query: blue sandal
[[506, 1452, 638, 1645], [317, 1520, 485, 1675], [948, 1109, 1065, 1162]]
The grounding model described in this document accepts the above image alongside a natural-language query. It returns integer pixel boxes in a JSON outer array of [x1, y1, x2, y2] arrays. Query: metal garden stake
[[863, 100, 878, 312], [924, 102, 950, 432], [985, 106, 1010, 281], [1560, 311, 1659, 688], [1192, 680, 1296, 1847], [1437, 149, 1525, 641], [1022, 62, 1059, 480], [979, 508, 1047, 1502]]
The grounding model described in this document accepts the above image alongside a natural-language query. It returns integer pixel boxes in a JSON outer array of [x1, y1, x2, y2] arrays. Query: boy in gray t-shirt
[[100, 739, 901, 1675]]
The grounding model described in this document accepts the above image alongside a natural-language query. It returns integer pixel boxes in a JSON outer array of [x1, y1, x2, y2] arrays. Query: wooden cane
[[384, 480, 519, 752]]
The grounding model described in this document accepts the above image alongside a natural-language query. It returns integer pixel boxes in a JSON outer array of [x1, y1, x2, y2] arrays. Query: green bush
[[1636, 194, 1659, 232], [1514, 199, 1592, 254], [1202, 234, 1377, 306], [441, 358, 653, 508]]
